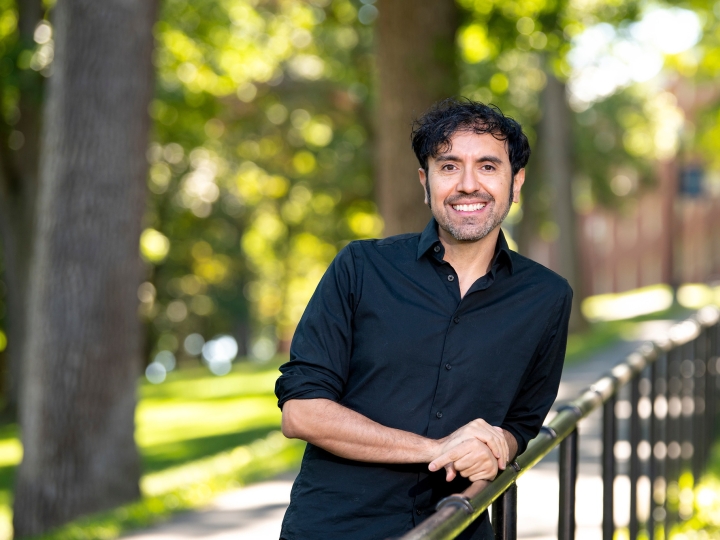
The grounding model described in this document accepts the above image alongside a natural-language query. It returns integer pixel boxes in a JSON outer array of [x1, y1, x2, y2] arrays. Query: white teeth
[[453, 203, 486, 212]]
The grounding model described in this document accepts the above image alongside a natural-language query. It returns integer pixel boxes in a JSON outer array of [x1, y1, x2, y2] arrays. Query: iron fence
[[398, 306, 720, 540]]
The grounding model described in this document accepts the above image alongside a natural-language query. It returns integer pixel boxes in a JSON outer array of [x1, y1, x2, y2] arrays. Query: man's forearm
[[281, 398, 439, 464]]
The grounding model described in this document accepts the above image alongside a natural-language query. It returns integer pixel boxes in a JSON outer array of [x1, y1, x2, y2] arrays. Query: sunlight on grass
[[136, 395, 279, 448], [31, 431, 305, 540], [581, 284, 674, 322], [0, 359, 295, 540]]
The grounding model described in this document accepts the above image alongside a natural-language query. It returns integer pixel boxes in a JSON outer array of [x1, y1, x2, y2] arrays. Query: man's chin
[[442, 226, 494, 243], [435, 217, 497, 243]]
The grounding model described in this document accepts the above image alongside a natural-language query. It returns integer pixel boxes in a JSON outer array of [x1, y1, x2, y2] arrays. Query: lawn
[[0, 357, 305, 540], [136, 361, 285, 473]]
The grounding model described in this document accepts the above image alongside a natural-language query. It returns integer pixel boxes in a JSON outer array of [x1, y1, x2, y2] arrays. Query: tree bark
[[13, 0, 157, 535], [0, 0, 43, 414], [375, 0, 459, 236], [532, 72, 586, 330]]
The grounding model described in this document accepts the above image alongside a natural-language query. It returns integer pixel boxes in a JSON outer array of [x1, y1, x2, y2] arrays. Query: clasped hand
[[427, 419, 508, 483]]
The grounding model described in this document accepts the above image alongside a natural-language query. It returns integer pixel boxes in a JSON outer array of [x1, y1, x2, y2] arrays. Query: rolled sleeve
[[501, 284, 573, 455], [275, 243, 360, 409]]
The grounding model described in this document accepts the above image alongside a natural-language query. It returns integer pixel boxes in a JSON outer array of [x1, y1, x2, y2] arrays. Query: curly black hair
[[411, 97, 531, 177]]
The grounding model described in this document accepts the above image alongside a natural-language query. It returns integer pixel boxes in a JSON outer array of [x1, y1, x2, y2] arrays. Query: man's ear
[[418, 168, 429, 205], [512, 168, 525, 203]]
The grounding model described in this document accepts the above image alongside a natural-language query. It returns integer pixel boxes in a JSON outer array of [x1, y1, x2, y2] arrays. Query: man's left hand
[[440, 419, 509, 469], [428, 438, 498, 482]]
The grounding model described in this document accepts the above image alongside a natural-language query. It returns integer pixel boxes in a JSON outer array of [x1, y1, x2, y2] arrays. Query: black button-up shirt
[[275, 219, 573, 540]]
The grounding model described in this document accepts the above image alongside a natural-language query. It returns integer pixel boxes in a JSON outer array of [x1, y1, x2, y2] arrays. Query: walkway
[[122, 320, 676, 540]]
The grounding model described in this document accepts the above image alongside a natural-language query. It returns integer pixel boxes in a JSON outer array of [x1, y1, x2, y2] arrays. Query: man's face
[[418, 130, 525, 243]]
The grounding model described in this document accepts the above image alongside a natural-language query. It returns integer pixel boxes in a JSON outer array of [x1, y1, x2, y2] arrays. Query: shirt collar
[[416, 217, 515, 275]]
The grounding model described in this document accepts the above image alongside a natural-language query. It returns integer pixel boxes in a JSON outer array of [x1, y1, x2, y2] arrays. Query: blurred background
[[0, 0, 720, 538]]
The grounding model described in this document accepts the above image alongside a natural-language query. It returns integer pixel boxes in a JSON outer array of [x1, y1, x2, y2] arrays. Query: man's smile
[[450, 202, 487, 213]]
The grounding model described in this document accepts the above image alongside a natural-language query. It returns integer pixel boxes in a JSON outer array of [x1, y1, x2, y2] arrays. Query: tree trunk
[[533, 72, 586, 331], [0, 0, 44, 414], [375, 0, 459, 236], [13, 0, 157, 535]]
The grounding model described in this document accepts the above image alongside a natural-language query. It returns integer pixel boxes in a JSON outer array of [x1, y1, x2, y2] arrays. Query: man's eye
[[442, 164, 457, 170], [481, 164, 495, 171]]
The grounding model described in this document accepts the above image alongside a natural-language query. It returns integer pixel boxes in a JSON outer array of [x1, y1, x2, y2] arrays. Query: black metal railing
[[398, 306, 720, 540]]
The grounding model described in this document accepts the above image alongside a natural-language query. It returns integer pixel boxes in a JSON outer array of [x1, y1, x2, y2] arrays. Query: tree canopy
[[1, 0, 719, 384]]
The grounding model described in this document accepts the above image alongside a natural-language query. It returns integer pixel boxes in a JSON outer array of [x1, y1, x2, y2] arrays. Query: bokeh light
[[184, 333, 205, 356], [145, 362, 167, 384], [154, 351, 176, 372], [202, 335, 238, 376]]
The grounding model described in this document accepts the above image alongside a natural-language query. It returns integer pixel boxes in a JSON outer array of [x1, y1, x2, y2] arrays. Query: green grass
[[136, 361, 285, 472], [673, 440, 720, 538], [0, 357, 306, 540]]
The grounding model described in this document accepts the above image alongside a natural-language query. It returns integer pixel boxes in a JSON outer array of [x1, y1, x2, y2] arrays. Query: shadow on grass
[[141, 425, 279, 473], [0, 464, 15, 504]]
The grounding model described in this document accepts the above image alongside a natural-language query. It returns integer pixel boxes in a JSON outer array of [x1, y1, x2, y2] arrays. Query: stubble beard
[[425, 178, 514, 242]]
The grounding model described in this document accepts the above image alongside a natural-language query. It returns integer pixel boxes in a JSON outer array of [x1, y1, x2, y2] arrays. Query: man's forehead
[[432, 130, 510, 161]]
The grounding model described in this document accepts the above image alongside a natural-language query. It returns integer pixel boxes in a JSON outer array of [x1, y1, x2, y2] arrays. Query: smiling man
[[275, 98, 573, 540]]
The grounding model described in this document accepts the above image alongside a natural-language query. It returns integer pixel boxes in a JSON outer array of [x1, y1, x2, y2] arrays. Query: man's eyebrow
[[435, 154, 504, 165]]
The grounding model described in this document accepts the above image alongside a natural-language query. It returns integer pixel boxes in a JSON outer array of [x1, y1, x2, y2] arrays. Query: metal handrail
[[399, 305, 720, 540]]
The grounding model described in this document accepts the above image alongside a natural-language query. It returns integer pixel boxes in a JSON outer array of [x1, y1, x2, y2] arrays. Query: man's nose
[[457, 167, 480, 192]]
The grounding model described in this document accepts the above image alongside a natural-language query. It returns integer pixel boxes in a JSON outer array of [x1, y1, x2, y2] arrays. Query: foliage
[[684, 1, 720, 174], [1, 0, 719, 374], [455, 0, 672, 227], [141, 0, 380, 365]]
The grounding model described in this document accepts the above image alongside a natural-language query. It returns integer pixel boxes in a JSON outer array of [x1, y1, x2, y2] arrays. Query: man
[[275, 98, 572, 539]]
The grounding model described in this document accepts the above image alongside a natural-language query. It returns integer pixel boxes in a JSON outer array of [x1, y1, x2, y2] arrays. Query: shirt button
[[447, 275, 454, 282], [433, 245, 441, 253], [453, 316, 460, 323], [416, 508, 422, 515], [436, 411, 443, 418], [445, 363, 452, 370]]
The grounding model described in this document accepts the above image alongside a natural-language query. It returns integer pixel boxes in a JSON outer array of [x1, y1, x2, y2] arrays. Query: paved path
[[123, 320, 676, 540]]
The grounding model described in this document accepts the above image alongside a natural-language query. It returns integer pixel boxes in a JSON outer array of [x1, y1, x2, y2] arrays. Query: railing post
[[558, 428, 578, 540], [709, 323, 719, 450], [602, 395, 616, 540], [630, 375, 640, 540], [648, 360, 658, 540], [704, 327, 714, 466], [693, 330, 705, 484], [492, 483, 517, 540], [666, 347, 681, 536]]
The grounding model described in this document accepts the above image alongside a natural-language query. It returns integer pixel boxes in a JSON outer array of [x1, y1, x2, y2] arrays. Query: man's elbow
[[281, 400, 306, 439]]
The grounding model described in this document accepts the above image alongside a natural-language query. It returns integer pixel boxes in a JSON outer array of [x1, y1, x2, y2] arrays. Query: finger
[[498, 434, 509, 466], [487, 428, 508, 466], [459, 458, 493, 479], [453, 446, 493, 473], [429, 450, 459, 473], [477, 436, 501, 460], [444, 463, 456, 482], [469, 468, 497, 482], [486, 435, 506, 464], [499, 431, 509, 467]]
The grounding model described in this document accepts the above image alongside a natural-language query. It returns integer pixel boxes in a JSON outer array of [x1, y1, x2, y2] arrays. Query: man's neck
[[439, 227, 500, 298]]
